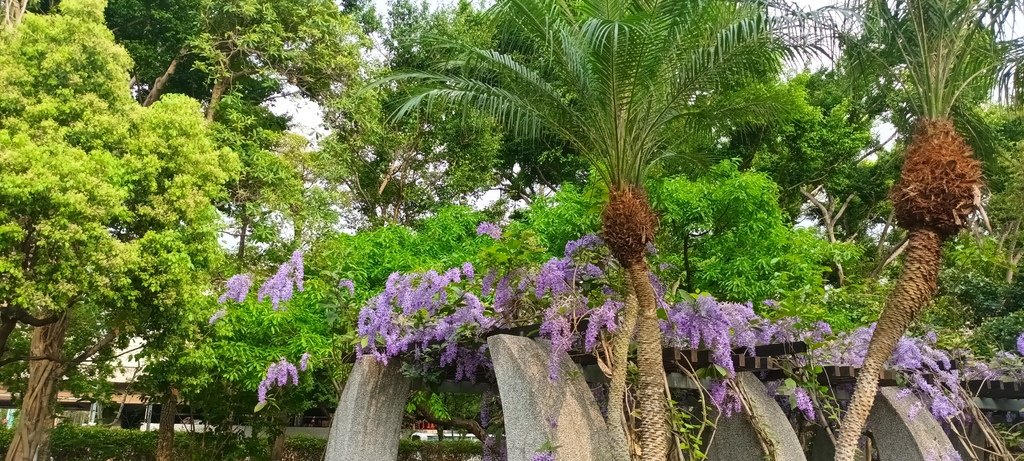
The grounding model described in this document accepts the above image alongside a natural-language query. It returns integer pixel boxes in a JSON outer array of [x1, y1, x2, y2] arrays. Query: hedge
[[0, 426, 482, 461]]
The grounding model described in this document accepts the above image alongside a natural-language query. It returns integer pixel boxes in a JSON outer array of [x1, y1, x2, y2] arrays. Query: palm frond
[[385, 0, 799, 190]]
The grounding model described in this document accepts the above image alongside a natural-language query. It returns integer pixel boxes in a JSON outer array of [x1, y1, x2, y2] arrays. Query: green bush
[[398, 439, 483, 461], [0, 426, 481, 461]]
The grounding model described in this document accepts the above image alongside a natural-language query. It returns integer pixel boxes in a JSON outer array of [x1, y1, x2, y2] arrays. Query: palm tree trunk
[[606, 289, 639, 461], [5, 315, 70, 461], [834, 228, 942, 461], [626, 262, 668, 461]]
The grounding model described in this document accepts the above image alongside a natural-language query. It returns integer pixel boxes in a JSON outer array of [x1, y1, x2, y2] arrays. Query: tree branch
[[143, 47, 188, 107], [60, 328, 120, 374]]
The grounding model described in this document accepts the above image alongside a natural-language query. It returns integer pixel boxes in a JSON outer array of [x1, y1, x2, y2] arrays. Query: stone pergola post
[[488, 334, 616, 461], [324, 356, 411, 461], [705, 372, 808, 461]]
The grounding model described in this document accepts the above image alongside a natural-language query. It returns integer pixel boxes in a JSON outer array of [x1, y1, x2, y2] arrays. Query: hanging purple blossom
[[291, 250, 304, 292], [709, 380, 741, 417], [481, 269, 497, 297], [480, 392, 491, 428], [338, 279, 355, 296], [477, 222, 502, 239], [218, 274, 252, 304], [299, 352, 310, 371], [258, 253, 305, 310], [483, 435, 505, 461], [1016, 333, 1024, 355], [535, 258, 572, 298], [563, 234, 603, 257], [584, 299, 621, 352], [257, 357, 300, 404], [539, 306, 573, 381], [792, 387, 815, 420], [462, 262, 475, 280]]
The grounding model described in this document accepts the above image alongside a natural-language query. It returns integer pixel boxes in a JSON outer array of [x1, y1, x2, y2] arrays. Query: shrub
[[0, 426, 482, 461]]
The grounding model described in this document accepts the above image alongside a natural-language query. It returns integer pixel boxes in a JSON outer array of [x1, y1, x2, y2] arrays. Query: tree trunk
[[834, 228, 943, 461], [626, 262, 668, 461], [2, 0, 28, 29], [156, 390, 177, 461], [206, 78, 228, 121], [270, 431, 287, 461], [142, 48, 186, 107], [605, 289, 639, 461], [237, 212, 250, 263], [5, 315, 69, 461]]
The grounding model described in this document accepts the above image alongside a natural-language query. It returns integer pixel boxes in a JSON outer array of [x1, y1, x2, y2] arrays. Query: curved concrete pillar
[[809, 387, 961, 461], [705, 373, 807, 461], [488, 334, 616, 461], [865, 387, 959, 461], [324, 356, 411, 461]]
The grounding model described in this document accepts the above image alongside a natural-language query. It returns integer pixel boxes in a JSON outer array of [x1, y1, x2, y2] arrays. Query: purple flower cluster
[[258, 250, 305, 310], [661, 295, 754, 376], [584, 299, 621, 352], [1017, 333, 1024, 356], [709, 379, 742, 416], [535, 258, 573, 298], [816, 326, 964, 420], [480, 392, 491, 428], [257, 357, 300, 404], [356, 266, 492, 379], [338, 279, 355, 296], [477, 222, 502, 240], [530, 452, 555, 461], [483, 435, 505, 461], [563, 234, 603, 257], [299, 352, 310, 371], [218, 274, 252, 304], [539, 303, 574, 381], [792, 387, 815, 420]]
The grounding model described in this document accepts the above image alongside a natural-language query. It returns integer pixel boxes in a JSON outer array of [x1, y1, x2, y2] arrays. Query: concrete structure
[[810, 387, 960, 461], [865, 387, 959, 461], [705, 373, 807, 461], [488, 334, 615, 461], [324, 357, 411, 461]]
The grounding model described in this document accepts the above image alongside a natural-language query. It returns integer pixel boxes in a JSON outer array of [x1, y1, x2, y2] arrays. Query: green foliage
[[741, 71, 885, 223], [106, 0, 366, 104], [390, 0, 797, 192], [321, 0, 504, 226], [975, 311, 1024, 354], [0, 426, 481, 461], [311, 206, 491, 292], [0, 0, 235, 398], [650, 162, 845, 303], [522, 183, 603, 254]]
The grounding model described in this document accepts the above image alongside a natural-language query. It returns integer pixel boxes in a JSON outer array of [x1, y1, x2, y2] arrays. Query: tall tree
[[0, 1, 236, 458], [322, 0, 505, 227], [833, 0, 1020, 458], [388, 0, 795, 458]]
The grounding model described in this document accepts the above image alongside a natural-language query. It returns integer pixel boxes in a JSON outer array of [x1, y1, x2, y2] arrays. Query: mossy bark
[[5, 316, 69, 461]]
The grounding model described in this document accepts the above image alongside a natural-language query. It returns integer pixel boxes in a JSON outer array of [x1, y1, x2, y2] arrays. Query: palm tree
[[833, 0, 1021, 458], [388, 0, 797, 458]]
